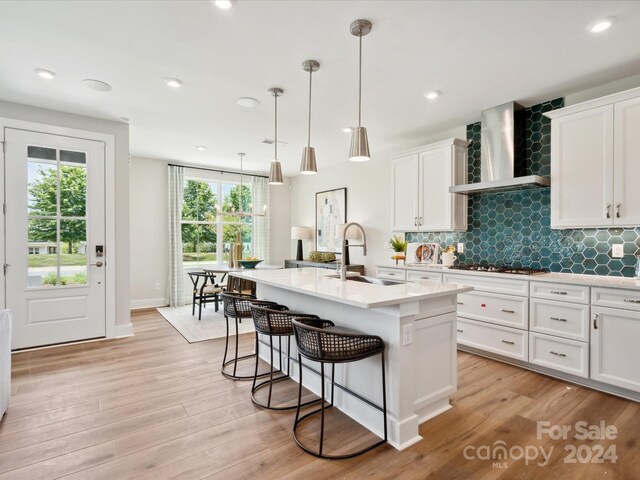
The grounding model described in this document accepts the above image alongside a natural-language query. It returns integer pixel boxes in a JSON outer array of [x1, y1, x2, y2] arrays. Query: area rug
[[157, 305, 255, 343]]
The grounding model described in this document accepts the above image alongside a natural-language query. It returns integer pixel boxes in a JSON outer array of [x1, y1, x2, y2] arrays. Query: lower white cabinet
[[591, 306, 640, 393], [406, 270, 443, 283], [530, 298, 590, 342], [457, 291, 528, 330], [377, 267, 406, 281], [529, 332, 589, 378], [457, 318, 528, 361]]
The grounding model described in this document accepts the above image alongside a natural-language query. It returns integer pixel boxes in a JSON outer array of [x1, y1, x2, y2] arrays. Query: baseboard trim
[[114, 323, 133, 338], [130, 298, 167, 310]]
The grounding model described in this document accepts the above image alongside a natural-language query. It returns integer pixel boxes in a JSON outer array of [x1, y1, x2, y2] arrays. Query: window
[[28, 247, 37, 255], [181, 177, 253, 266]]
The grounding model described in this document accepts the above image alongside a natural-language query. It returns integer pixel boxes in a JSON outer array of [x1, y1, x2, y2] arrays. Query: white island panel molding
[[234, 267, 472, 450]]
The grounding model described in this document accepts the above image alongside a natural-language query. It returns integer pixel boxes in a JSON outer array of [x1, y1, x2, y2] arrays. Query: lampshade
[[300, 147, 317, 175], [269, 161, 283, 185], [291, 226, 312, 240], [337, 223, 362, 241], [348, 126, 370, 162]]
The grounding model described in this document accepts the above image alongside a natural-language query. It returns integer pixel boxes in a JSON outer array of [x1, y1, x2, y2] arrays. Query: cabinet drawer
[[377, 268, 406, 281], [457, 318, 528, 361], [530, 298, 590, 342], [529, 332, 589, 378], [530, 282, 589, 304], [457, 291, 528, 330], [406, 270, 443, 283], [591, 287, 640, 312], [444, 273, 528, 296]]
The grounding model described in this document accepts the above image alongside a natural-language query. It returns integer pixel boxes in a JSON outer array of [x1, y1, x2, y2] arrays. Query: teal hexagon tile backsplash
[[406, 98, 640, 277]]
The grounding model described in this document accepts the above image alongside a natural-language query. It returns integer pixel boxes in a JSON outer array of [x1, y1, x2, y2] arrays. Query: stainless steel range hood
[[449, 102, 550, 195]]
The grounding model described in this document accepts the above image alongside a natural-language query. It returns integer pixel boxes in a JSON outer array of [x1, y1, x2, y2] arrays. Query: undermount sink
[[327, 275, 403, 286]]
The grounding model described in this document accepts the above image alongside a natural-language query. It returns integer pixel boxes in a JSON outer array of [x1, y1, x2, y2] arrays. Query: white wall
[[289, 127, 465, 274], [0, 100, 131, 330], [129, 156, 291, 308]]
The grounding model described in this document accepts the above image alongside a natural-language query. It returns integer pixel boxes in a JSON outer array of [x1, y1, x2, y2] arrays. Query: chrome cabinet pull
[[606, 204, 611, 218], [593, 313, 598, 330], [549, 350, 566, 358], [500, 339, 515, 345], [624, 298, 640, 304], [616, 203, 621, 218], [550, 316, 567, 322], [456, 329, 463, 333], [414, 217, 417, 227], [419, 216, 423, 226], [550, 290, 567, 295], [457, 301, 464, 305], [500, 308, 515, 314]]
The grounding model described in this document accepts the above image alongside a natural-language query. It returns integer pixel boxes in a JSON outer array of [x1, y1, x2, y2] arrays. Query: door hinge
[[1, 141, 5, 153], [3, 264, 9, 275], [2, 203, 5, 215]]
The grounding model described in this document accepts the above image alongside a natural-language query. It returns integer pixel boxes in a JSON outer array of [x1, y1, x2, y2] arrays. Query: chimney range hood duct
[[449, 102, 550, 195]]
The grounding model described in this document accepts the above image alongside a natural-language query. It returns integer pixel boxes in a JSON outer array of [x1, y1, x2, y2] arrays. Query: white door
[[5, 129, 106, 349], [614, 96, 640, 226], [391, 153, 419, 231], [550, 105, 614, 228], [591, 306, 640, 393], [419, 147, 450, 231]]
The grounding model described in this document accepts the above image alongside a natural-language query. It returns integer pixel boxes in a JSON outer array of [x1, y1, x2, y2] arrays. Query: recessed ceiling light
[[343, 127, 353, 133], [589, 17, 616, 33], [214, 0, 233, 10], [165, 78, 183, 89], [196, 146, 207, 151], [425, 91, 441, 100], [35, 68, 56, 80], [82, 79, 112, 92], [236, 97, 260, 108]]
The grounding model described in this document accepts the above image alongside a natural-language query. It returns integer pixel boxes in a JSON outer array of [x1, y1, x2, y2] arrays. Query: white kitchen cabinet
[[546, 87, 640, 228], [391, 138, 467, 232], [591, 306, 640, 393]]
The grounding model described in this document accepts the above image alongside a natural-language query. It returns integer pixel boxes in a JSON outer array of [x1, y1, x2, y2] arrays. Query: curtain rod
[[168, 162, 269, 179]]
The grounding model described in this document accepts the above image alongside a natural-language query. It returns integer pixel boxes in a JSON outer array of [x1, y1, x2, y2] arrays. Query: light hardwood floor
[[1, 309, 639, 479]]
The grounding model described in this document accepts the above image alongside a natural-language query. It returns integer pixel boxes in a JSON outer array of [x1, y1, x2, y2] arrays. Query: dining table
[[203, 264, 283, 285]]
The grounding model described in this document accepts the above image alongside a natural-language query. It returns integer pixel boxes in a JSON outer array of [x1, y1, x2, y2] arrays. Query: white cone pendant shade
[[349, 127, 370, 162], [349, 19, 372, 162], [269, 161, 284, 185], [300, 146, 317, 174]]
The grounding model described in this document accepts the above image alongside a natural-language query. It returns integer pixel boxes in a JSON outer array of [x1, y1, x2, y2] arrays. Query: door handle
[[414, 217, 417, 227], [549, 350, 566, 358], [593, 313, 598, 329], [500, 339, 515, 345], [616, 204, 621, 218], [90, 261, 104, 267], [550, 290, 567, 295], [456, 329, 463, 333], [550, 316, 567, 322], [500, 309, 515, 314], [606, 204, 611, 219], [419, 216, 423, 226]]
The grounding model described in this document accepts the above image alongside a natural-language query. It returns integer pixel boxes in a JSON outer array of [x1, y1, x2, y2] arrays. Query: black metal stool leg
[[233, 317, 240, 377], [319, 362, 326, 457], [381, 351, 388, 442], [222, 315, 230, 368], [267, 335, 274, 407]]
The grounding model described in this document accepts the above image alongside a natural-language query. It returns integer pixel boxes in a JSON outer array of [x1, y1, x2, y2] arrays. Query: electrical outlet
[[457, 242, 464, 253], [612, 244, 624, 258], [155, 282, 162, 291], [402, 324, 413, 346]]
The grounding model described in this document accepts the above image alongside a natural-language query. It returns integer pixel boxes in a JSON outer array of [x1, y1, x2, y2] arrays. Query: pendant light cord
[[274, 93, 278, 160], [307, 68, 312, 147], [358, 26, 363, 128]]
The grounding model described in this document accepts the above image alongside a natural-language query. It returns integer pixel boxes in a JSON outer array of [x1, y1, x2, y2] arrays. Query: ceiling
[[1, 1, 640, 176]]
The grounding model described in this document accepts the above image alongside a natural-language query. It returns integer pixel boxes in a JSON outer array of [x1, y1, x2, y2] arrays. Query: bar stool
[[249, 305, 323, 410], [291, 318, 388, 459], [220, 292, 280, 380]]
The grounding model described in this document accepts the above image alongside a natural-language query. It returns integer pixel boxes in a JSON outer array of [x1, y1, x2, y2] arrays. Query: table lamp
[[337, 223, 362, 266], [291, 226, 312, 261]]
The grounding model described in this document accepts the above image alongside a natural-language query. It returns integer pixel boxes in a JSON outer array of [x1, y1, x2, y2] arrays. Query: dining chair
[[187, 271, 223, 320]]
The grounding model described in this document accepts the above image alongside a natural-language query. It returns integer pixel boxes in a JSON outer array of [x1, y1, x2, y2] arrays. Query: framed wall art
[[315, 187, 347, 253]]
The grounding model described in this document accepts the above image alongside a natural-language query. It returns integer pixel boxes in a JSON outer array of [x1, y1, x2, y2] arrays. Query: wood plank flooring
[[1, 309, 639, 479]]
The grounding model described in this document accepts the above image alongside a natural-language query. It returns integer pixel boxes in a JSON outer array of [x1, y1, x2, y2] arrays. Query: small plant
[[389, 235, 407, 253], [42, 272, 57, 285]]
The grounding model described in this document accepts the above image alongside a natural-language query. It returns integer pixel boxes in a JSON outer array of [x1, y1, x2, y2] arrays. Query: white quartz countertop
[[378, 264, 640, 290], [233, 267, 473, 309]]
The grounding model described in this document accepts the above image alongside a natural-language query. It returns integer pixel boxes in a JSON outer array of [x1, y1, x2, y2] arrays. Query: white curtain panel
[[168, 166, 185, 307], [252, 176, 270, 262]]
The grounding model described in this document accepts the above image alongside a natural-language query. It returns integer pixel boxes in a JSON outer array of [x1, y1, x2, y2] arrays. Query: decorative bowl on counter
[[238, 259, 263, 269]]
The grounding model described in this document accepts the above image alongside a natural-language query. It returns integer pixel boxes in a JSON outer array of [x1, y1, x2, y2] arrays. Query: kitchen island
[[233, 267, 473, 450]]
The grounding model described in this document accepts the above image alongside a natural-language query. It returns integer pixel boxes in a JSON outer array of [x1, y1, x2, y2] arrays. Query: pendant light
[[222, 153, 266, 217], [300, 60, 320, 174], [268, 87, 284, 185], [348, 19, 372, 162]]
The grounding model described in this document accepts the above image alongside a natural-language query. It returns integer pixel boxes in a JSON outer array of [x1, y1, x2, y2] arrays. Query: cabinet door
[[591, 306, 640, 393], [550, 105, 614, 228], [614, 96, 640, 225], [391, 153, 419, 231], [419, 147, 451, 230]]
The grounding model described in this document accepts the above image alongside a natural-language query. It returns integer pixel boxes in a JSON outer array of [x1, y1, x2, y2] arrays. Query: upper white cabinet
[[546, 87, 640, 228], [391, 138, 467, 232]]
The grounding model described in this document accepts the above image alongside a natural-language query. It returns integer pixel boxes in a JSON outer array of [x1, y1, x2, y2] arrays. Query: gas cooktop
[[448, 264, 548, 275]]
